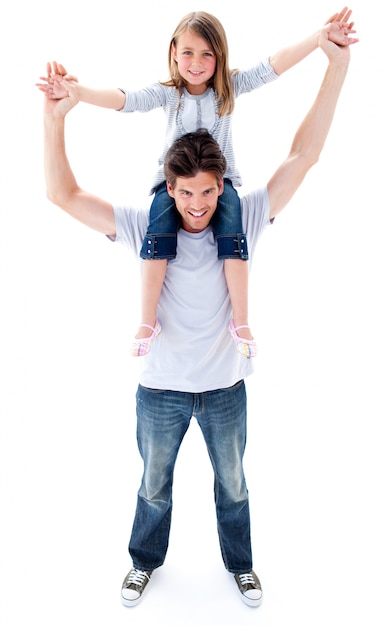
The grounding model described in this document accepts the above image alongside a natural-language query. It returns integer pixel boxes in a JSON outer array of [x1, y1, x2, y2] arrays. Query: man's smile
[[188, 210, 207, 218]]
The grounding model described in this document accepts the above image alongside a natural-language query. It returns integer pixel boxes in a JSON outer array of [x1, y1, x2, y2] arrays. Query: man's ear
[[166, 181, 175, 198], [218, 179, 224, 196]]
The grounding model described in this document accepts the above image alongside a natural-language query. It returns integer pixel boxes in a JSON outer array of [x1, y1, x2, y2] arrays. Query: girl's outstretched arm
[[36, 61, 126, 110], [269, 6, 358, 76]]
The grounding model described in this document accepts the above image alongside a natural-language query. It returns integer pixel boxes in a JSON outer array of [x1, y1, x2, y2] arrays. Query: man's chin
[[183, 217, 211, 233]]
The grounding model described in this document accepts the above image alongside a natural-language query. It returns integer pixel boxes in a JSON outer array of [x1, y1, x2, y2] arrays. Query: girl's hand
[[36, 61, 79, 100], [42, 78, 80, 119], [327, 21, 359, 47]]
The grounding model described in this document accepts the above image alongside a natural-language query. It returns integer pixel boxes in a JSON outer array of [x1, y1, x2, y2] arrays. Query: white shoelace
[[238, 572, 256, 585], [126, 569, 150, 586]]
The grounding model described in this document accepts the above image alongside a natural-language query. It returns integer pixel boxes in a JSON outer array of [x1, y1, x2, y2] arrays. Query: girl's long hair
[[161, 11, 237, 117]]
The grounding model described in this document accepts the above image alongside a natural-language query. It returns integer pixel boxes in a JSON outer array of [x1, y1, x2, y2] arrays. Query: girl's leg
[[137, 259, 167, 339], [133, 184, 178, 354], [224, 259, 252, 342], [211, 181, 256, 354]]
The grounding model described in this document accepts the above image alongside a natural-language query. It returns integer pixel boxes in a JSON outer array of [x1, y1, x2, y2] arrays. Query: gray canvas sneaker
[[233, 570, 263, 607], [121, 568, 153, 607]]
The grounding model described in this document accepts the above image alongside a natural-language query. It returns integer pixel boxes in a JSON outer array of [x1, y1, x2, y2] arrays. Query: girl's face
[[171, 30, 217, 95]]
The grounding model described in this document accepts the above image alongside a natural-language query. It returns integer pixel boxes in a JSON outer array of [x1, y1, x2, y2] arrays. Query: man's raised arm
[[42, 74, 116, 237], [268, 25, 353, 220]]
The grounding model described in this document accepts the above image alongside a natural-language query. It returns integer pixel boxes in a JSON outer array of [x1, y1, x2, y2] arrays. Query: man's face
[[167, 172, 224, 233]]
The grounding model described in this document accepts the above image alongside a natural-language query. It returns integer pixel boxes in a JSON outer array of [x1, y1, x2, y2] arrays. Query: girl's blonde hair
[[161, 11, 237, 117]]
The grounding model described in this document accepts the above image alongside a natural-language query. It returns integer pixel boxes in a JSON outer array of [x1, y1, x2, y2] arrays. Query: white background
[[1, 1, 389, 625]]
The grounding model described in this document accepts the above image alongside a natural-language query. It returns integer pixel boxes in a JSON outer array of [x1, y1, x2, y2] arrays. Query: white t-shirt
[[111, 187, 271, 392]]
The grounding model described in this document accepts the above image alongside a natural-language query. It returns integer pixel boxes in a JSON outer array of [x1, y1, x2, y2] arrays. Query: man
[[40, 26, 354, 608]]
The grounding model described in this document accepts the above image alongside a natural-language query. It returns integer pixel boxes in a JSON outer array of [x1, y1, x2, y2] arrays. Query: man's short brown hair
[[164, 129, 227, 189]]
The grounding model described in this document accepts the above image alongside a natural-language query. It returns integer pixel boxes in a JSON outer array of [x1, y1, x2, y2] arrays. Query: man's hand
[[36, 61, 78, 100], [40, 74, 80, 119], [326, 6, 359, 47], [319, 24, 352, 64], [327, 6, 353, 26]]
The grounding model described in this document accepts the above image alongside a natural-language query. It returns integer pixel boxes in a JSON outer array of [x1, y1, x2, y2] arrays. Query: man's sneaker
[[233, 570, 263, 607], [121, 568, 153, 607]]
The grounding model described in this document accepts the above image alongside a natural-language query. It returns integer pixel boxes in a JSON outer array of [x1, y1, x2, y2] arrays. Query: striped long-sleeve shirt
[[120, 58, 278, 194]]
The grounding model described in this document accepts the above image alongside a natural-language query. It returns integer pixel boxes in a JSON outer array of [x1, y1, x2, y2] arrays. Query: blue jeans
[[139, 180, 248, 260], [129, 380, 252, 573]]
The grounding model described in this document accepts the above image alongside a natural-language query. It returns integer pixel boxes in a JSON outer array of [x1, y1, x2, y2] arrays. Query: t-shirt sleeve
[[107, 205, 149, 257], [240, 186, 271, 257]]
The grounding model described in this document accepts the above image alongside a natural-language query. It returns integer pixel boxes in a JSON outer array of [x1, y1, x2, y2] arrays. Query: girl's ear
[[171, 42, 177, 62]]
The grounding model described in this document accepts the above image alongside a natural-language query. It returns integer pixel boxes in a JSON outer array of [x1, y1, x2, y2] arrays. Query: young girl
[[40, 9, 355, 357]]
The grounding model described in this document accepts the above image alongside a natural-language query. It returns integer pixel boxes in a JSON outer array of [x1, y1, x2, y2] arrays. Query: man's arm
[[269, 7, 357, 75], [267, 27, 352, 220], [43, 80, 117, 236]]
